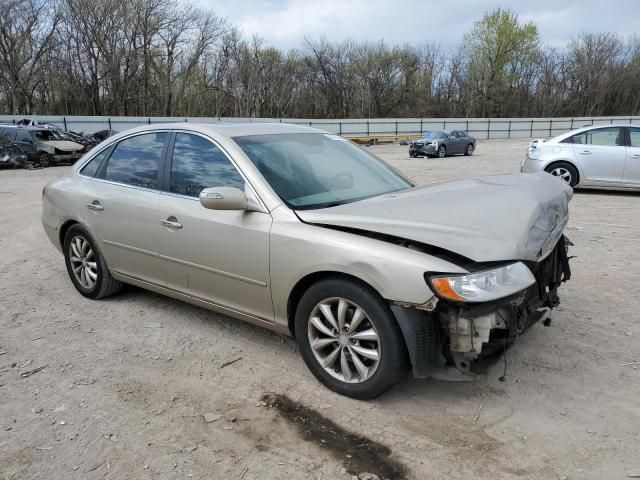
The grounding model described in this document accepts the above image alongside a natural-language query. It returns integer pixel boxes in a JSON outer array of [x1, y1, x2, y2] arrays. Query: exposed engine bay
[[391, 236, 572, 379]]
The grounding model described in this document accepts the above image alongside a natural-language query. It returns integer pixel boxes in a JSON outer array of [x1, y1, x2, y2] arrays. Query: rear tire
[[545, 162, 578, 187], [63, 224, 123, 299], [464, 144, 474, 156], [295, 277, 409, 399]]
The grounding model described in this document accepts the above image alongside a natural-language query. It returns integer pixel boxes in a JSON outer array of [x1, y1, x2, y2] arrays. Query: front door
[[81, 131, 169, 285], [157, 132, 273, 321], [570, 127, 626, 184], [14, 129, 36, 160], [623, 127, 640, 185]]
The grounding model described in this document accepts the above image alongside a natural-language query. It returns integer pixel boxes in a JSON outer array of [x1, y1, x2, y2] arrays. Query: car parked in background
[[522, 124, 640, 189], [0, 125, 85, 167], [42, 123, 572, 398], [409, 130, 476, 158]]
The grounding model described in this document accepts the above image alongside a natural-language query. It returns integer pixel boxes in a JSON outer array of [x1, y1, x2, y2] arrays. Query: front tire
[[545, 162, 578, 187], [63, 224, 123, 299], [437, 145, 446, 158], [295, 277, 408, 399], [38, 152, 51, 167]]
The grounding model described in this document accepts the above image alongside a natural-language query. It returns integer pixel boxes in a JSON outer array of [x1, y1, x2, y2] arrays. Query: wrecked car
[[12, 127, 85, 167], [0, 142, 28, 168], [42, 124, 572, 398]]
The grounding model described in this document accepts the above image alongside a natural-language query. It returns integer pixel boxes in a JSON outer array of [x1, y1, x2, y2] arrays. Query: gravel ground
[[1, 138, 639, 480]]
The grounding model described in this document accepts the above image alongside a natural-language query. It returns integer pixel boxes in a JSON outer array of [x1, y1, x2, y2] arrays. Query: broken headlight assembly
[[429, 262, 536, 303]]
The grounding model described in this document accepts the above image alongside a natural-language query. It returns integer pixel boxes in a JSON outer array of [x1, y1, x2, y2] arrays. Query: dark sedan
[[409, 130, 476, 158]]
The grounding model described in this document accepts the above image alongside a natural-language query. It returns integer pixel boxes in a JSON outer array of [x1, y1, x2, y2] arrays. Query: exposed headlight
[[429, 262, 535, 302], [432, 141, 438, 148]]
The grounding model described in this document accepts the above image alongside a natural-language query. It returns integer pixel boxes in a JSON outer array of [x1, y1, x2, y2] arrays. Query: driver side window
[[169, 133, 245, 198]]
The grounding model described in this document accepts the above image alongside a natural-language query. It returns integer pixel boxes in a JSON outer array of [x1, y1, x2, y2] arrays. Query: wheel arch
[[287, 271, 388, 338], [545, 159, 581, 185], [59, 219, 79, 249]]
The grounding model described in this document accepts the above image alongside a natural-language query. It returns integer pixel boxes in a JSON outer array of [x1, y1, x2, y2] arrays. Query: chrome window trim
[[75, 128, 269, 212], [77, 146, 113, 178], [75, 129, 173, 178]]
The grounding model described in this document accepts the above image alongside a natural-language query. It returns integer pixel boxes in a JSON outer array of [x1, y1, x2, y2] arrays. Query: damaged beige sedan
[[42, 123, 572, 398]]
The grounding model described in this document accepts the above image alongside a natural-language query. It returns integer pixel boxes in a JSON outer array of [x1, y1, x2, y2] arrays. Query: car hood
[[41, 140, 84, 152], [296, 172, 572, 263]]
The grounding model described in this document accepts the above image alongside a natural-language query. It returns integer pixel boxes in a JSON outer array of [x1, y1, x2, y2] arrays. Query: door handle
[[161, 218, 183, 229], [631, 154, 640, 159], [579, 150, 592, 155], [86, 202, 104, 211]]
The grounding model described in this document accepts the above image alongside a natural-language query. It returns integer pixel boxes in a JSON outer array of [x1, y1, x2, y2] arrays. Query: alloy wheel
[[550, 167, 572, 184], [69, 235, 97, 289], [438, 146, 446, 158], [307, 297, 381, 383]]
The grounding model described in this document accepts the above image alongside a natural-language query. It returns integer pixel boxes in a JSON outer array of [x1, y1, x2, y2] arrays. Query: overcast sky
[[204, 0, 639, 50]]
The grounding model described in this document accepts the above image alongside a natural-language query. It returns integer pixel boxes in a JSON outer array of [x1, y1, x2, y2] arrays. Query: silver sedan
[[521, 124, 640, 189], [43, 123, 573, 398]]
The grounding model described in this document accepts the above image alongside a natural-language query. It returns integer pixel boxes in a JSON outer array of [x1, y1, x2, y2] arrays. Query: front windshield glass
[[423, 131, 449, 139], [233, 133, 412, 210]]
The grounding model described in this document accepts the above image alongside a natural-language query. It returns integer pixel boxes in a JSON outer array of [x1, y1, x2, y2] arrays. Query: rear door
[[80, 131, 169, 285], [569, 127, 626, 184], [455, 131, 469, 153], [156, 131, 274, 321], [623, 127, 640, 185], [448, 131, 462, 154]]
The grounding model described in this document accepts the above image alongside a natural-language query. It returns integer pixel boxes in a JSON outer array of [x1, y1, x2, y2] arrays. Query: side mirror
[[199, 186, 248, 210], [449, 135, 456, 140]]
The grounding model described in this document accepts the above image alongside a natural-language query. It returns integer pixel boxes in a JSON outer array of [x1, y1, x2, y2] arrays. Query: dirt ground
[[1, 138, 639, 480]]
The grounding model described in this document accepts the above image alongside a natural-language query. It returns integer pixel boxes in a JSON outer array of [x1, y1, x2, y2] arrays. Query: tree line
[[0, 1, 639, 119]]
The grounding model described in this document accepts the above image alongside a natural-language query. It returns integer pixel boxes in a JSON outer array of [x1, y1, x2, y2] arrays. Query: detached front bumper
[[392, 236, 572, 378]]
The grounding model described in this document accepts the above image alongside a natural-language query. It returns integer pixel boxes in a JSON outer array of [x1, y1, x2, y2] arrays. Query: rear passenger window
[[169, 133, 244, 197], [567, 127, 623, 146], [80, 149, 109, 178], [630, 128, 640, 148], [103, 132, 167, 189]]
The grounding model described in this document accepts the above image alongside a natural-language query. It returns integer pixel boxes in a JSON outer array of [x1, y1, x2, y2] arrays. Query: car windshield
[[423, 131, 449, 139], [233, 133, 412, 210]]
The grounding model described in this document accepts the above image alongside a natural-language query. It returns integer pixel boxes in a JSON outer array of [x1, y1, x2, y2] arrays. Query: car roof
[[551, 123, 640, 142], [108, 122, 328, 140]]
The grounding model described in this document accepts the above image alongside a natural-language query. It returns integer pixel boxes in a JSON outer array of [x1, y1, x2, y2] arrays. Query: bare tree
[[0, 0, 60, 114], [0, 4, 638, 119]]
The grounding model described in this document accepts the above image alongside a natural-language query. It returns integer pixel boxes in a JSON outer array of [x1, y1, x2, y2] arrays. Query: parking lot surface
[[1, 139, 639, 479]]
